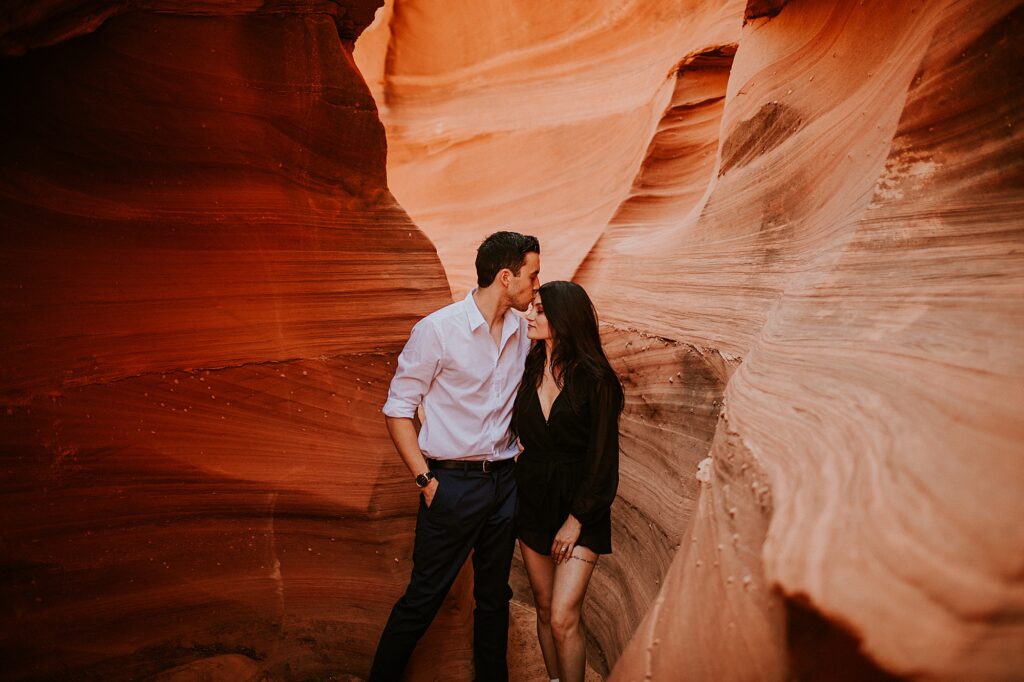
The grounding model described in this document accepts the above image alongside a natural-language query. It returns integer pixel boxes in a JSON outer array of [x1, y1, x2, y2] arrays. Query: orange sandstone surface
[[360, 0, 1024, 680], [0, 3, 460, 680], [1, 1, 1022, 681], [354, 0, 744, 297]]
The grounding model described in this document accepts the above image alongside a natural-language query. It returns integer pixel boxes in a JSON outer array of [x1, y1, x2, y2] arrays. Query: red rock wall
[[0, 3, 461, 680], [359, 0, 1024, 679], [354, 0, 744, 297], [3, 0, 1023, 680], [586, 1, 1024, 680]]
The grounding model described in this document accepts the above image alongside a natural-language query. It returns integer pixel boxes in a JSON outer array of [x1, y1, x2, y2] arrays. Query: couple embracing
[[369, 231, 623, 682]]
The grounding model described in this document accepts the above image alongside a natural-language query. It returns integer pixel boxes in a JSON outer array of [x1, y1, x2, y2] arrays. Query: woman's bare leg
[[520, 540, 559, 678], [550, 546, 598, 682]]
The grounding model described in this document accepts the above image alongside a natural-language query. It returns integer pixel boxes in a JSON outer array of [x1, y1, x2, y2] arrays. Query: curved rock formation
[[3, 0, 1022, 680], [581, 1, 1024, 680], [357, 2, 752, 674], [355, 0, 744, 297], [0, 3, 460, 680], [361, 0, 1023, 679]]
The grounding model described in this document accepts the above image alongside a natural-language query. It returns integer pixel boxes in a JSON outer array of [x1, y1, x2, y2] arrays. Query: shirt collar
[[464, 288, 522, 340], [464, 288, 488, 332]]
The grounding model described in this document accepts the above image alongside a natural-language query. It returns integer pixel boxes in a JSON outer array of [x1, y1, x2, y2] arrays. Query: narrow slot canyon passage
[[1, 1, 1022, 681], [352, 4, 742, 677]]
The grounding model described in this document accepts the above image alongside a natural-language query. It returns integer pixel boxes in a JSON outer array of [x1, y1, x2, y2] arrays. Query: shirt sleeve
[[381, 318, 444, 418], [571, 374, 622, 525]]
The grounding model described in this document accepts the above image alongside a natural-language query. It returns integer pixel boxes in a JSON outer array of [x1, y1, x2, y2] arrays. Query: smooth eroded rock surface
[[579, 1, 1024, 679], [355, 0, 744, 296], [363, 0, 1023, 679], [0, 4, 461, 680], [3, 0, 1022, 680]]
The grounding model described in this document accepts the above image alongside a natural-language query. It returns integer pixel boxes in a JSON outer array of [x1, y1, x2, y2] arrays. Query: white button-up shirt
[[382, 289, 531, 461]]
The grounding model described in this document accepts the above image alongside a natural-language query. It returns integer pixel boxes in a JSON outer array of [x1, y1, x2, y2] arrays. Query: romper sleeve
[[570, 373, 623, 525]]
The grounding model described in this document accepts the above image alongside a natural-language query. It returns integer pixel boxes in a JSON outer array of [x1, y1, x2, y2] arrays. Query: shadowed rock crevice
[[744, 0, 789, 24], [589, 327, 734, 667], [576, 39, 736, 271], [719, 101, 803, 175], [675, 44, 738, 73], [785, 600, 902, 682]]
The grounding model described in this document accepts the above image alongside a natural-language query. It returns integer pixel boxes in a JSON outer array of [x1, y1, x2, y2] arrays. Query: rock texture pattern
[[361, 0, 1024, 679], [581, 1, 1024, 680], [354, 0, 744, 297], [0, 3, 461, 680], [2, 0, 1023, 680]]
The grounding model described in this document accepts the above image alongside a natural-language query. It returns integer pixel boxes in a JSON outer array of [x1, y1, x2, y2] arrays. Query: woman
[[513, 280, 624, 682]]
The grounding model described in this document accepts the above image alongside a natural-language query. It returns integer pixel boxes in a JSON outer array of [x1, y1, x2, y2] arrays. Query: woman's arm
[[553, 375, 621, 563], [570, 374, 622, 526]]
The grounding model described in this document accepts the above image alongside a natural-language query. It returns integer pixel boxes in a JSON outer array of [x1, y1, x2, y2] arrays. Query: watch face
[[416, 473, 430, 488]]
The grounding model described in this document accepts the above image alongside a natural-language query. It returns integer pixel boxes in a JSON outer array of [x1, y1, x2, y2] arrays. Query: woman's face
[[525, 293, 552, 341]]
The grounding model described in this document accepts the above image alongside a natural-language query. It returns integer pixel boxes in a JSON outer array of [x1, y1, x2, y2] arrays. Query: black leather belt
[[427, 458, 515, 473]]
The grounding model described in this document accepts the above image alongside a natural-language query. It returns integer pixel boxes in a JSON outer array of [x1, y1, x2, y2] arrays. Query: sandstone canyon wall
[[0, 3, 465, 680], [585, 2, 1024, 679], [2, 0, 1023, 680], [359, 0, 1024, 680], [354, 0, 744, 297]]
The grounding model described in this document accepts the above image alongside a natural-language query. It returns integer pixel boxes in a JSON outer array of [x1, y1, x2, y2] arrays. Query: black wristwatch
[[415, 471, 436, 488]]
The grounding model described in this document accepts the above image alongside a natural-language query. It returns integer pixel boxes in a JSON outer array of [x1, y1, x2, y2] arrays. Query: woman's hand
[[551, 515, 582, 564]]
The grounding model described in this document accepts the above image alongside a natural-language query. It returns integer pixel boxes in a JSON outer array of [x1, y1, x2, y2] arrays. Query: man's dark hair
[[475, 231, 540, 287]]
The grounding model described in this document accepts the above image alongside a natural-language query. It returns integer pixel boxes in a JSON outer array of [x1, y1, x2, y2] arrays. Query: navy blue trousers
[[368, 464, 517, 682]]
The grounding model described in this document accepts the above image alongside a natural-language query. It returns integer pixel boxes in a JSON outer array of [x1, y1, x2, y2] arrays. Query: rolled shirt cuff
[[381, 397, 418, 419]]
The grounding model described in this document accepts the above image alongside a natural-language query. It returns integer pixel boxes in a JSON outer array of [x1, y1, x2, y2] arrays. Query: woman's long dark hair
[[516, 281, 623, 418]]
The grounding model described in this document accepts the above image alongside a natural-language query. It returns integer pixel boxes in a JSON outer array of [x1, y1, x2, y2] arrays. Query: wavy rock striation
[[362, 0, 1023, 679], [0, 3, 461, 680], [579, 1, 1024, 680], [2, 0, 1022, 680], [355, 0, 744, 297]]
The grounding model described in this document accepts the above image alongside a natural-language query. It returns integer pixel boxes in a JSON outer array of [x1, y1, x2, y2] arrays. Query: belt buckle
[[481, 459, 491, 473]]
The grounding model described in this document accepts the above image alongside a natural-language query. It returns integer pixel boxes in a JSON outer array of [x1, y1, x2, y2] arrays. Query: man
[[369, 231, 541, 681]]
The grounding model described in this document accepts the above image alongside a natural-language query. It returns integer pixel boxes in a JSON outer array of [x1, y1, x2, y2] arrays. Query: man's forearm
[[385, 416, 430, 478]]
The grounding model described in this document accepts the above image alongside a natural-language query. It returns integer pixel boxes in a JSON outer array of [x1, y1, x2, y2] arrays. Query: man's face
[[506, 251, 540, 312]]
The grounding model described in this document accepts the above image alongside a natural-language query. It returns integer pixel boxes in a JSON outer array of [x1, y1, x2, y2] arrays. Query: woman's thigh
[[520, 539, 556, 612], [551, 545, 598, 618]]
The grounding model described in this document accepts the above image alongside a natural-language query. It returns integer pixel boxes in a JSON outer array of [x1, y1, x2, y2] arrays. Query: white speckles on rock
[[696, 457, 713, 484]]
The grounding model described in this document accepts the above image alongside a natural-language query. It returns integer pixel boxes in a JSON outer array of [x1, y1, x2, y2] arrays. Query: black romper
[[513, 368, 622, 555]]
